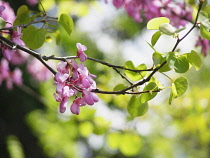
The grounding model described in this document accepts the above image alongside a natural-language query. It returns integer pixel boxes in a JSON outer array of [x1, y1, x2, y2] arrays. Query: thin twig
[[87, 57, 153, 72], [113, 67, 133, 85], [43, 55, 153, 72], [0, 16, 58, 31], [92, 88, 161, 94]]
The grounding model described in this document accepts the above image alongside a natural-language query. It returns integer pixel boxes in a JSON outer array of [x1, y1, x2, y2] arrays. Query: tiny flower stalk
[[53, 43, 99, 115]]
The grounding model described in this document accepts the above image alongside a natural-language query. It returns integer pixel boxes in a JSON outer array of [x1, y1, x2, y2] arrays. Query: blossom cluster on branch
[[53, 43, 99, 115]]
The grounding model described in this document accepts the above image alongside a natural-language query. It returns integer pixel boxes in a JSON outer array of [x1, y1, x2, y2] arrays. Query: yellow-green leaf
[[127, 96, 148, 117], [169, 77, 188, 104], [147, 17, 170, 30], [187, 50, 201, 71], [59, 14, 74, 36]]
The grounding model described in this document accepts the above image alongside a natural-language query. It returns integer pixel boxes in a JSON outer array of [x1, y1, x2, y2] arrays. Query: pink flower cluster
[[107, 0, 192, 27], [53, 43, 99, 115], [195, 37, 210, 57], [0, 58, 22, 89], [0, 2, 25, 89], [1, 27, 28, 65]]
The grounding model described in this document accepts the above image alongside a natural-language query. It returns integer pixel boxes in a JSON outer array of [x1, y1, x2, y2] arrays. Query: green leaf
[[119, 133, 142, 156], [59, 14, 74, 36], [151, 31, 161, 46], [198, 12, 210, 31], [153, 52, 171, 72], [0, 17, 6, 29], [167, 52, 176, 69], [140, 82, 158, 103], [169, 77, 188, 104], [56, 31, 61, 45], [153, 52, 163, 65], [171, 83, 177, 97], [124, 61, 147, 81], [200, 24, 210, 40], [147, 17, 170, 30], [169, 92, 173, 105], [167, 52, 189, 73], [127, 96, 148, 117], [174, 56, 189, 73], [198, 12, 207, 23], [187, 50, 201, 71], [113, 84, 127, 91], [22, 25, 47, 49], [13, 5, 31, 26]]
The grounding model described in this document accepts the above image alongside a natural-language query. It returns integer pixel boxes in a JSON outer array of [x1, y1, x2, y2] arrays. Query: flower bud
[[159, 23, 176, 35]]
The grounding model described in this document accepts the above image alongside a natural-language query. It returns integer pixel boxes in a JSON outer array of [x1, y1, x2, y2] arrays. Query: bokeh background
[[1, 0, 210, 158]]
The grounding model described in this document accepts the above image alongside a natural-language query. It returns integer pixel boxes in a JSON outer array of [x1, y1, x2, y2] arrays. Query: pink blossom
[[0, 59, 22, 89], [12, 27, 25, 47], [27, 58, 53, 81], [63, 86, 75, 98], [55, 72, 69, 83], [113, 0, 125, 8], [12, 68, 22, 86], [0, 1, 15, 27], [55, 83, 64, 94], [70, 98, 86, 115], [195, 37, 210, 57], [110, 0, 192, 27], [26, 0, 39, 5], [57, 61, 69, 74], [59, 97, 68, 113], [2, 27, 28, 65], [0, 58, 9, 84], [124, 0, 142, 22], [83, 89, 99, 105], [2, 47, 15, 61], [76, 43, 87, 62], [0, 5, 5, 14]]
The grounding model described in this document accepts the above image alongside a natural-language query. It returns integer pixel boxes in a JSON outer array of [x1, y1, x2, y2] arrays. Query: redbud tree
[[0, 0, 210, 117]]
